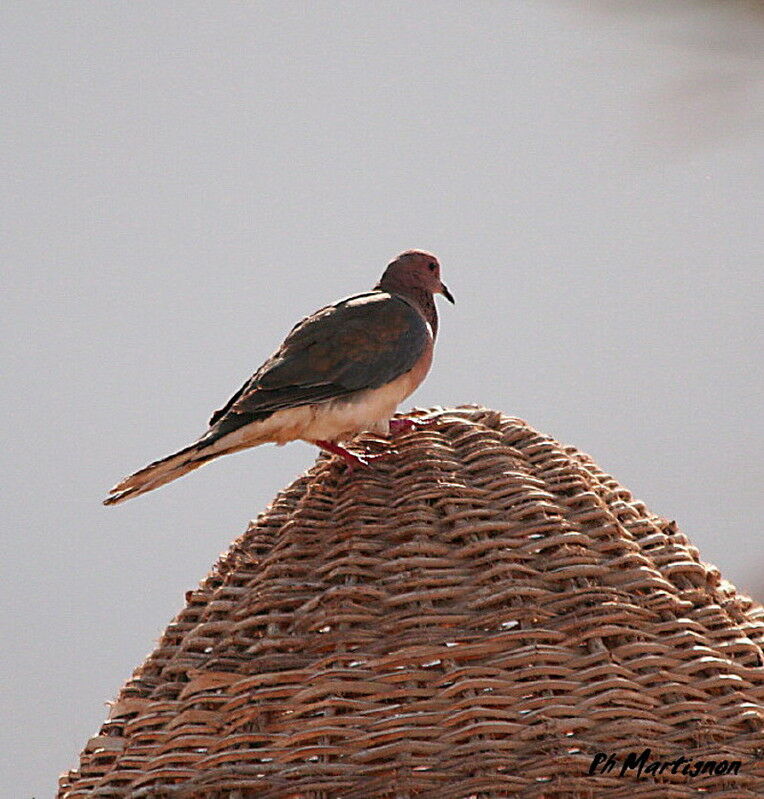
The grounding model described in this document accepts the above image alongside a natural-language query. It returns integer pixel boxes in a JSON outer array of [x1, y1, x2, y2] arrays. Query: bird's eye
[[428, 262, 437, 271]]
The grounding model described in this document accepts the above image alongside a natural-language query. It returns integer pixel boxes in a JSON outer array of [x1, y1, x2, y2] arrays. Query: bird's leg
[[388, 415, 441, 436], [313, 440, 394, 471]]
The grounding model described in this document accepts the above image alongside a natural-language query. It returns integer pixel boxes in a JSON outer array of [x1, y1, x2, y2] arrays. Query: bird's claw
[[388, 415, 440, 436], [314, 439, 397, 472]]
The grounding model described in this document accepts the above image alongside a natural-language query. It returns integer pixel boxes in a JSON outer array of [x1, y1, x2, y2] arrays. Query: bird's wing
[[207, 291, 430, 430]]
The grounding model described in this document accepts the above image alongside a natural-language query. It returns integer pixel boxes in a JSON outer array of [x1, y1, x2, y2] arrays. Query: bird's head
[[377, 250, 455, 304]]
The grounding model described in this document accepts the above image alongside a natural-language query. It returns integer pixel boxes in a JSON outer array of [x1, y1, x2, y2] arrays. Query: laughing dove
[[104, 250, 454, 505]]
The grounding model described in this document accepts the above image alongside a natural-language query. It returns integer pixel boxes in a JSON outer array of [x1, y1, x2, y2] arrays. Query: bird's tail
[[103, 435, 238, 506]]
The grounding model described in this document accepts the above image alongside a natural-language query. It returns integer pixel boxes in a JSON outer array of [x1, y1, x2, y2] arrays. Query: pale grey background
[[2, 1, 762, 796]]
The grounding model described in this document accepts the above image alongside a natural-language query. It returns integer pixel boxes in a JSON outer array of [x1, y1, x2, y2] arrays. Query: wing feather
[[206, 291, 429, 437]]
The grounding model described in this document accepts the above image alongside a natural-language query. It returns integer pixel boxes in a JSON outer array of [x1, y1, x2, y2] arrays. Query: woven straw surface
[[59, 407, 764, 798]]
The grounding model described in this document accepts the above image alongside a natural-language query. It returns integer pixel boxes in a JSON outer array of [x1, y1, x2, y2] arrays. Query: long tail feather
[[103, 439, 230, 506]]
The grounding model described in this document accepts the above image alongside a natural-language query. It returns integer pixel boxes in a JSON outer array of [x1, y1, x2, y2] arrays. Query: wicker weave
[[59, 406, 764, 798]]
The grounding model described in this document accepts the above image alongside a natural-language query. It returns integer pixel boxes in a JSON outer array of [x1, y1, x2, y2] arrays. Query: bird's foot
[[388, 415, 441, 436], [314, 440, 396, 472]]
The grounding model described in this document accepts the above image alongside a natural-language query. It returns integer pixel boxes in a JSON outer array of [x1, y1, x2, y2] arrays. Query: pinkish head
[[377, 250, 454, 304]]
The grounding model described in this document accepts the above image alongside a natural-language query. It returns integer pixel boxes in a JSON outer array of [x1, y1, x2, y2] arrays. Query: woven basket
[[59, 406, 764, 798]]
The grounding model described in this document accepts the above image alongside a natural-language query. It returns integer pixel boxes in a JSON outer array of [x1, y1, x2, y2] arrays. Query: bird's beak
[[440, 282, 455, 304]]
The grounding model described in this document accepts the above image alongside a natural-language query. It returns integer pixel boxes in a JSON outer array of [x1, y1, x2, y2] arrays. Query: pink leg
[[313, 440, 394, 471], [388, 415, 440, 435]]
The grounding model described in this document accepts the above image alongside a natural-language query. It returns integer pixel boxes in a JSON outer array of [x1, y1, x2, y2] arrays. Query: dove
[[104, 250, 454, 505]]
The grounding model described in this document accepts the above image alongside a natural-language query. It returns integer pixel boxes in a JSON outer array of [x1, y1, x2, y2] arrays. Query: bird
[[103, 250, 454, 505]]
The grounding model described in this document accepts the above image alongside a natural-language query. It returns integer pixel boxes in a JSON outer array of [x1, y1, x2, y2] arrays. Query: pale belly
[[302, 376, 414, 442], [276, 366, 423, 443]]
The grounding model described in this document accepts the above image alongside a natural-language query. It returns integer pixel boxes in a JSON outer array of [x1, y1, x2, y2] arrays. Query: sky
[[2, 2, 762, 796]]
